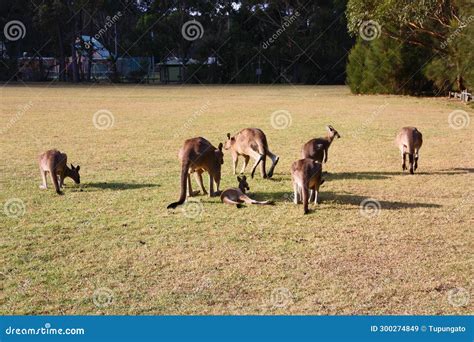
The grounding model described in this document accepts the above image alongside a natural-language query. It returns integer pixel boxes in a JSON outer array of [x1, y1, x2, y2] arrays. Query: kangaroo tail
[[408, 154, 415, 174], [167, 160, 190, 209], [254, 200, 275, 205], [302, 184, 309, 214], [250, 154, 264, 179]]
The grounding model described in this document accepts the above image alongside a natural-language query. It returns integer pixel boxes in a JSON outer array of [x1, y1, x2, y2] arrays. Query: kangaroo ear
[[218, 143, 223, 151], [227, 133, 231, 139], [237, 176, 241, 182], [76, 165, 80, 171], [326, 125, 332, 131], [71, 164, 75, 169], [242, 175, 246, 180]]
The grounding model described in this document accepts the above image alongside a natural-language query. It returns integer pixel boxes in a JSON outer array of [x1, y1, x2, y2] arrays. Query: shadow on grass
[[250, 190, 441, 210], [327, 168, 473, 181], [83, 182, 160, 190], [321, 191, 441, 209], [444, 167, 474, 173]]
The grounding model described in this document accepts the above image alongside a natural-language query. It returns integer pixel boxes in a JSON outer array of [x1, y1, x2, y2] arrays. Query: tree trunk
[[57, 25, 66, 81]]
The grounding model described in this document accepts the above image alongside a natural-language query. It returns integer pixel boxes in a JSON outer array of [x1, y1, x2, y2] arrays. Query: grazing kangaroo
[[396, 127, 423, 174], [167, 137, 224, 209], [224, 128, 279, 179], [291, 158, 325, 214], [302, 125, 341, 163], [220, 175, 274, 208], [38, 149, 80, 194]]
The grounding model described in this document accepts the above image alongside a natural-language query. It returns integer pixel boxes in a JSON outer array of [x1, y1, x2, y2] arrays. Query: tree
[[346, 0, 474, 94]]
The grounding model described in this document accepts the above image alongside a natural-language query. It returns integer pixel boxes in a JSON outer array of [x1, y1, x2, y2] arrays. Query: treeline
[[346, 0, 474, 95], [1, 0, 472, 95], [0, 0, 352, 84]]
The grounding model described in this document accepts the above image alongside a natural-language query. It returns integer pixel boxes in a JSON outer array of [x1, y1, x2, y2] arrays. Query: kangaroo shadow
[[328, 168, 473, 181], [83, 182, 160, 191], [321, 191, 441, 209], [327, 172, 395, 181], [443, 168, 474, 174]]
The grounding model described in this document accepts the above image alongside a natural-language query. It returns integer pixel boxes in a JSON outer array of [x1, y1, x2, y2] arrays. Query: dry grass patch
[[0, 84, 472, 314]]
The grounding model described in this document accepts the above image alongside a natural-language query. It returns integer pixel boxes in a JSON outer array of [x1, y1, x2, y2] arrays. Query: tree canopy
[[1, 0, 472, 94]]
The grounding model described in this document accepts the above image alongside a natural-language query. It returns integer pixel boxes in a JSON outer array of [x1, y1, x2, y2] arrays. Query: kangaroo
[[291, 158, 325, 214], [220, 175, 275, 208], [224, 128, 279, 179], [302, 125, 341, 163], [395, 127, 423, 174], [167, 137, 224, 209], [38, 149, 80, 195]]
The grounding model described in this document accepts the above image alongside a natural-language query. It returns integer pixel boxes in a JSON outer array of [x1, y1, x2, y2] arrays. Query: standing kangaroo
[[395, 127, 423, 174], [302, 125, 341, 163], [38, 149, 80, 195], [220, 175, 274, 208], [224, 128, 279, 179], [291, 158, 324, 214], [167, 137, 224, 209]]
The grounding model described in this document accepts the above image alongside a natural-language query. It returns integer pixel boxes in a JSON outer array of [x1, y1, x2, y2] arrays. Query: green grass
[[0, 84, 472, 315]]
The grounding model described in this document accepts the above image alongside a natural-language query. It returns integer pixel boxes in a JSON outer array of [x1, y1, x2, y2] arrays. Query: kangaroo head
[[237, 175, 250, 193], [69, 164, 81, 184], [215, 143, 224, 165], [212, 142, 224, 184], [326, 125, 341, 140], [224, 133, 235, 150]]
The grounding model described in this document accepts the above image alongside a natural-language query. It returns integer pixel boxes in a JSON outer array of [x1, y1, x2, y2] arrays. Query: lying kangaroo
[[302, 125, 341, 163], [224, 128, 279, 179], [395, 127, 423, 174], [38, 149, 80, 194], [167, 137, 224, 209], [220, 175, 274, 208], [291, 158, 325, 214]]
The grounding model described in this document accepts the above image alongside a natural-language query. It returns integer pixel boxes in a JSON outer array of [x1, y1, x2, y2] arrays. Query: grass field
[[0, 84, 472, 315]]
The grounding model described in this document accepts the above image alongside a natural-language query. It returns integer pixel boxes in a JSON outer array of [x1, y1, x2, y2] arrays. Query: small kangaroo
[[302, 125, 341, 163], [291, 158, 325, 214], [220, 175, 274, 208], [167, 137, 224, 209], [224, 128, 279, 179], [395, 127, 423, 174], [38, 149, 80, 195]]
